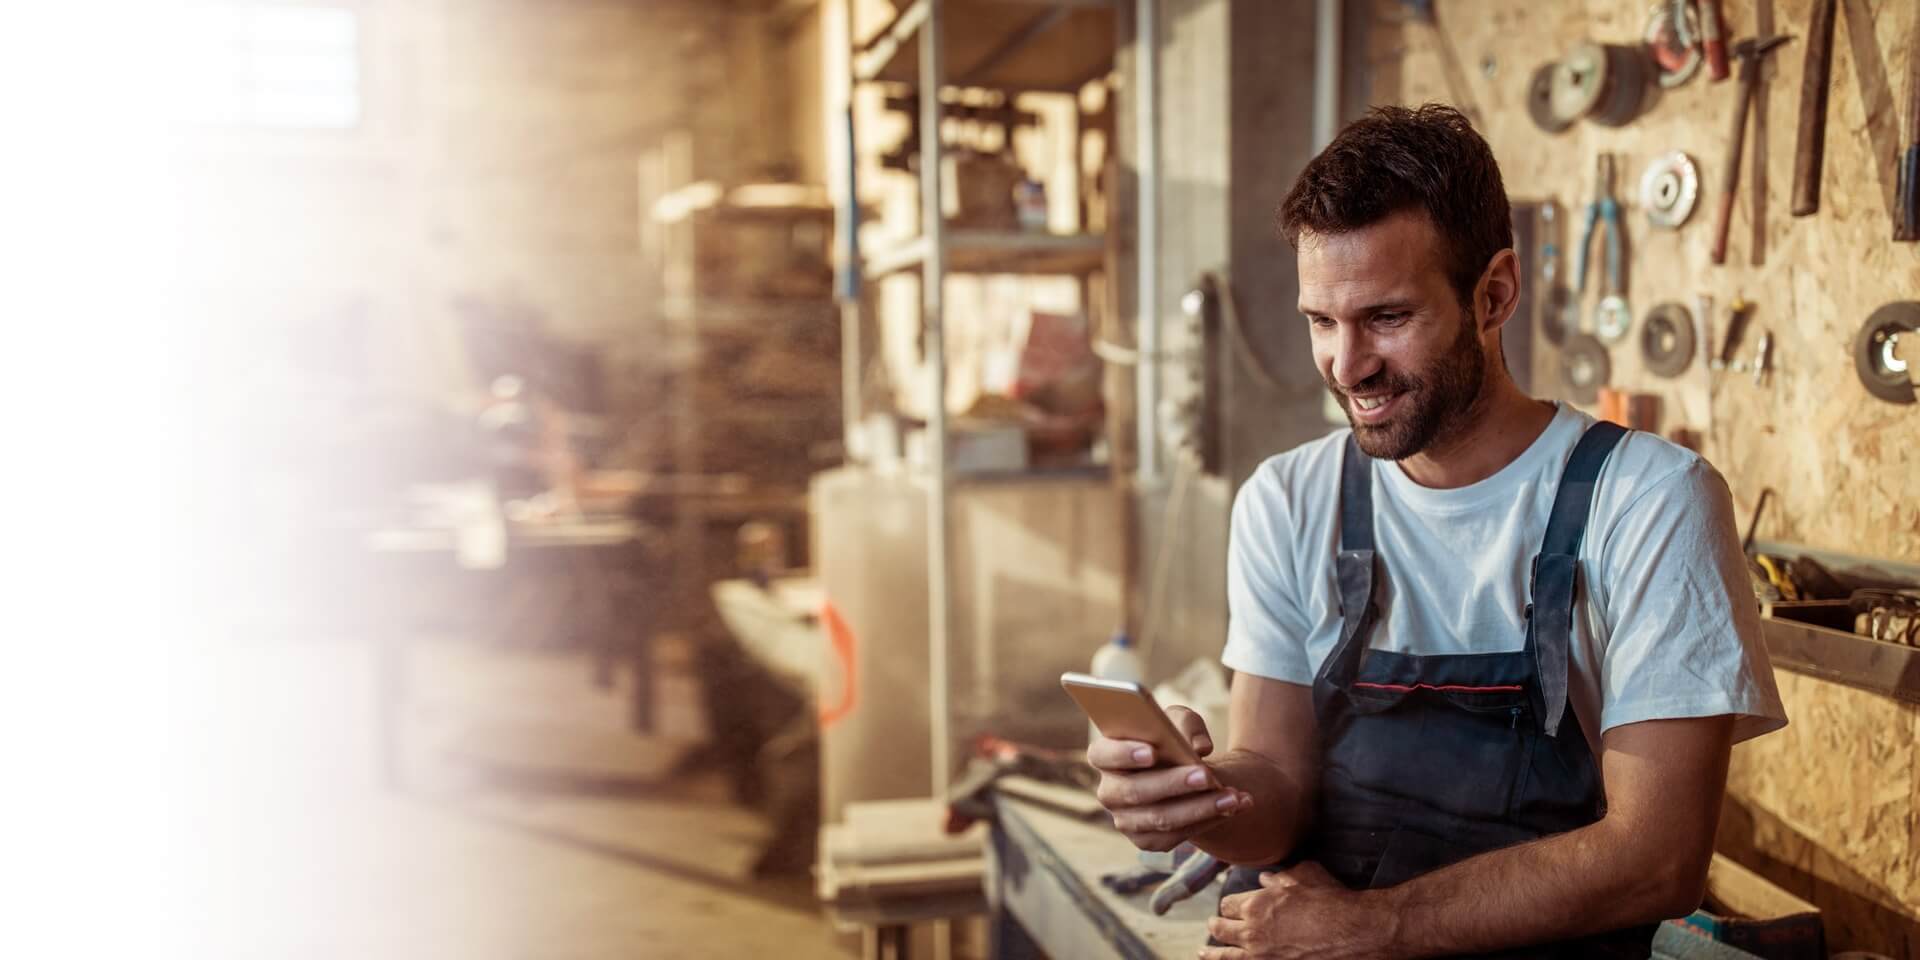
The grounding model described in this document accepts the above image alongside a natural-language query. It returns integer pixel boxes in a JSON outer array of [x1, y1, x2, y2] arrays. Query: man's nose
[[1329, 324, 1381, 389]]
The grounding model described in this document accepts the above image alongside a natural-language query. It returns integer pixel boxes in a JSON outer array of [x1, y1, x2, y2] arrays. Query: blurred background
[[89, 0, 1920, 957]]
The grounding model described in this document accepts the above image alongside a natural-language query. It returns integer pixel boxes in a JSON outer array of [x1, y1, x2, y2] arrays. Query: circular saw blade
[[1640, 302, 1696, 378], [1561, 334, 1612, 405]]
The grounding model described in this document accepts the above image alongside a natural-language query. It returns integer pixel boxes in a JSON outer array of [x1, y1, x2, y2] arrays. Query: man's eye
[[1307, 315, 1335, 328], [1374, 312, 1409, 326]]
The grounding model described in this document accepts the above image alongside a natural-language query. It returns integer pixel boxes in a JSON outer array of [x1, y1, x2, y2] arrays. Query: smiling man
[[1086, 105, 1787, 958]]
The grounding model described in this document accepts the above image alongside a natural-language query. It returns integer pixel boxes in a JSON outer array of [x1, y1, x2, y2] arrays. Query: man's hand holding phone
[[1086, 705, 1254, 852]]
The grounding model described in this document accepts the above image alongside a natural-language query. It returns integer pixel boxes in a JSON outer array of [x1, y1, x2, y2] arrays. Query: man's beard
[[1327, 315, 1488, 461]]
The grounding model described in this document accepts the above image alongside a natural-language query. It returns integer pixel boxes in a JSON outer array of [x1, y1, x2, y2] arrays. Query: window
[[182, 3, 361, 130]]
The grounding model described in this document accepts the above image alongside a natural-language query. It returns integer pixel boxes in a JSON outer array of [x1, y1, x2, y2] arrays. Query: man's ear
[[1477, 248, 1522, 335]]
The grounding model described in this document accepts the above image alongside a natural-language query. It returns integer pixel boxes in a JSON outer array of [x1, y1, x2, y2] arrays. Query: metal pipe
[[918, 0, 952, 799], [1313, 0, 1341, 151], [838, 107, 862, 458], [1134, 0, 1161, 485]]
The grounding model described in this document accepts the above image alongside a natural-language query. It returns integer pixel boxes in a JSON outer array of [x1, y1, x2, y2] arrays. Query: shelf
[[854, 0, 1117, 93], [1760, 613, 1920, 706], [660, 297, 836, 326], [863, 229, 1105, 277]]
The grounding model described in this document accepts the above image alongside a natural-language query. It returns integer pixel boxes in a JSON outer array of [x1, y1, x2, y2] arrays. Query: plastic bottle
[[1088, 630, 1145, 745]]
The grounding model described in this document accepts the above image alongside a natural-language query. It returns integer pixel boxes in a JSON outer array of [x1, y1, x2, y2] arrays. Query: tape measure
[[1854, 302, 1919, 404]]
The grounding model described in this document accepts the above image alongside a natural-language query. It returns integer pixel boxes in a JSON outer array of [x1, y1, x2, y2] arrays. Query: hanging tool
[[1699, 0, 1729, 81], [1644, 2, 1703, 89], [1852, 302, 1919, 404], [1561, 334, 1612, 404], [1552, 42, 1651, 128], [1752, 330, 1773, 385], [1715, 296, 1756, 371], [1897, 8, 1919, 242], [1641, 302, 1697, 377], [1528, 62, 1575, 133], [1712, 34, 1794, 265], [1640, 151, 1700, 228], [1790, 0, 1839, 217], [1576, 153, 1630, 342], [1539, 201, 1571, 345]]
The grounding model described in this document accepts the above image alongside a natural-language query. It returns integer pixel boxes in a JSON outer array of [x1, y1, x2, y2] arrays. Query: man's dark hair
[[1279, 104, 1511, 310]]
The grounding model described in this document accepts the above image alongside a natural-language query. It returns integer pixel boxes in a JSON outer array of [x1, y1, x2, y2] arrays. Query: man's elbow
[[1643, 845, 1712, 920]]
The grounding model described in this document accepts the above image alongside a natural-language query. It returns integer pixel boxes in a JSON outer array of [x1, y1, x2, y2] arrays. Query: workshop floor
[[180, 629, 851, 960]]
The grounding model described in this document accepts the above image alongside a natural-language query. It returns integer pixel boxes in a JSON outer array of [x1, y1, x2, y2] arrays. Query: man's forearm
[[1189, 748, 1314, 865], [1365, 817, 1704, 958]]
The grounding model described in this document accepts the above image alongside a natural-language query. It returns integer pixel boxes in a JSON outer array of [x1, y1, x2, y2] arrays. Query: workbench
[[985, 792, 1214, 960], [986, 790, 1775, 960], [365, 516, 658, 789]]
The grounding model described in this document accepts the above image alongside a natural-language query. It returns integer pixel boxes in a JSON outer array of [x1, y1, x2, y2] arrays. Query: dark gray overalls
[[1215, 421, 1658, 959]]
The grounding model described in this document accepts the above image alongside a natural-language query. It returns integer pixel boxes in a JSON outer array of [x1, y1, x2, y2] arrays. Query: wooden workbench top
[[989, 792, 1215, 960]]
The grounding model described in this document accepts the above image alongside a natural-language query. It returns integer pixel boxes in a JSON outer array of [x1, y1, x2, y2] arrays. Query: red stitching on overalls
[[1350, 682, 1525, 693]]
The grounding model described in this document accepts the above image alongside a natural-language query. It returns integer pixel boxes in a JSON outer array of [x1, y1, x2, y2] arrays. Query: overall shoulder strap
[[1314, 434, 1381, 711], [1530, 420, 1629, 737]]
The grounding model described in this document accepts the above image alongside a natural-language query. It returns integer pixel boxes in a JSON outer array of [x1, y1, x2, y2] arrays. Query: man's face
[[1297, 210, 1489, 461]]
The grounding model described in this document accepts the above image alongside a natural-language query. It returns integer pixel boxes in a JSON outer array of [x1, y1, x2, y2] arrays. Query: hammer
[[1790, 0, 1839, 216], [1713, 35, 1793, 265]]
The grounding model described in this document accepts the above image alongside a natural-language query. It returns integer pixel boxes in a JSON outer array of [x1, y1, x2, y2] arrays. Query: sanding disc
[[1639, 152, 1699, 228], [1529, 62, 1575, 133], [1561, 334, 1612, 404], [1595, 294, 1633, 343], [1854, 302, 1919, 404], [1641, 302, 1696, 377]]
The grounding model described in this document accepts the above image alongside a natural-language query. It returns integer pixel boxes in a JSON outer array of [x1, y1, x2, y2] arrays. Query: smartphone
[[1060, 672, 1203, 767]]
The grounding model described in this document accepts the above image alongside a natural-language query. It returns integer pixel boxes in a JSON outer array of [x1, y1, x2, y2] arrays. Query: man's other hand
[[1201, 862, 1391, 960]]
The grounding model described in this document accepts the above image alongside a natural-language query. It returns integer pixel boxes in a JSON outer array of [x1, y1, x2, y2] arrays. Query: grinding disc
[[1643, 1, 1703, 89], [1561, 334, 1612, 404], [1639, 151, 1699, 228], [1853, 302, 1919, 404], [1529, 62, 1575, 133], [1550, 43, 1610, 122], [1640, 302, 1696, 377], [1572, 43, 1649, 127]]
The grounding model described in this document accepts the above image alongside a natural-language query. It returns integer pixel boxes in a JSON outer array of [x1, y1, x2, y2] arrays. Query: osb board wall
[[1375, 0, 1919, 560], [1377, 0, 1919, 952], [1720, 669, 1920, 955]]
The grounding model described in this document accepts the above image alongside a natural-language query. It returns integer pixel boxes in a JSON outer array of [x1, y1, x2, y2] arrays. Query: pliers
[[1574, 154, 1630, 340]]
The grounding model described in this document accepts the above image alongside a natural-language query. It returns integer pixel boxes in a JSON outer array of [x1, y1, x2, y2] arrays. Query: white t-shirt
[[1223, 402, 1787, 757]]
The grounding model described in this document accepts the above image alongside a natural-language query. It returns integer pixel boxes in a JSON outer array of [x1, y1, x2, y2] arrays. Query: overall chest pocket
[[1328, 684, 1533, 824]]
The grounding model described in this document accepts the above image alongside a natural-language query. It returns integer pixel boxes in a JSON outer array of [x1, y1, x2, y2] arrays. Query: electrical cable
[[1211, 270, 1291, 391]]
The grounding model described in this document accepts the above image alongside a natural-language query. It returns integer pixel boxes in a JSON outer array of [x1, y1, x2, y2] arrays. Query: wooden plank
[[1706, 853, 1821, 921], [864, 230, 1107, 277]]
